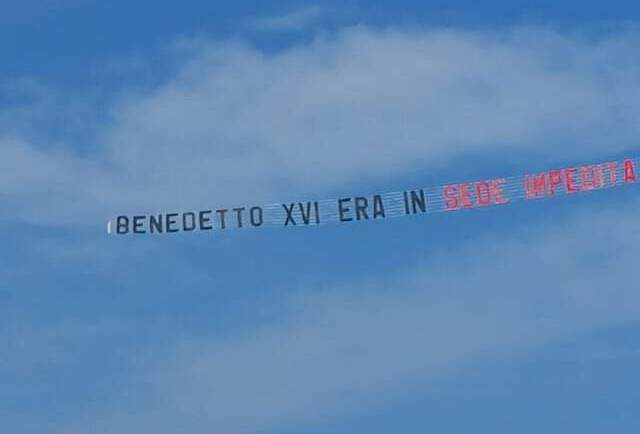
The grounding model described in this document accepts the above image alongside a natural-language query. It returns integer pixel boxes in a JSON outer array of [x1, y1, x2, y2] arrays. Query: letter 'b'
[[116, 216, 129, 234]]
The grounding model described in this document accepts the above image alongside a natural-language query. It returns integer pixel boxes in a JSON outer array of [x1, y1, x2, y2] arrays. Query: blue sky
[[2, 1, 640, 433]]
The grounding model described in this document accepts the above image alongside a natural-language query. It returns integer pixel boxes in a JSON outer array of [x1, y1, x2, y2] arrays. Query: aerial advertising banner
[[108, 157, 639, 236]]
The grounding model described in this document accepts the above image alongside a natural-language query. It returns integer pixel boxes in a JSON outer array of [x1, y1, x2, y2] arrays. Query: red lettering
[[580, 166, 596, 192], [491, 178, 509, 204], [531, 173, 547, 197], [475, 181, 491, 206], [524, 176, 533, 199], [564, 167, 578, 193], [444, 178, 512, 209], [594, 164, 605, 188], [443, 185, 459, 210], [460, 183, 473, 208], [624, 159, 637, 183], [549, 170, 562, 194], [608, 162, 618, 185]]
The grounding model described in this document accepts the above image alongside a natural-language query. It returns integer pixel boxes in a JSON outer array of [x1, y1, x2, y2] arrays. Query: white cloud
[[0, 137, 112, 226], [3, 27, 640, 224], [51, 197, 640, 434]]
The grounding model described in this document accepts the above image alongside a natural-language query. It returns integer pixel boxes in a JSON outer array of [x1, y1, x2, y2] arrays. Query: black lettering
[[299, 202, 312, 224], [150, 214, 163, 233], [183, 212, 196, 231], [373, 195, 385, 219], [199, 210, 213, 230], [283, 203, 296, 226], [314, 201, 320, 224], [233, 207, 245, 228], [116, 216, 129, 234], [166, 213, 179, 232], [411, 189, 427, 214], [250, 207, 263, 227], [217, 209, 228, 229], [355, 197, 368, 220], [133, 216, 146, 234], [338, 198, 352, 222]]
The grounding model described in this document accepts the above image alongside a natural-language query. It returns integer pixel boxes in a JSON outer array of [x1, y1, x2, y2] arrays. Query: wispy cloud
[[248, 5, 325, 32], [49, 198, 640, 434], [2, 27, 640, 227], [111, 26, 640, 193]]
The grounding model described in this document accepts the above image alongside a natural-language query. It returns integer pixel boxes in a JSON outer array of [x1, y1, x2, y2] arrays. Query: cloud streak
[[2, 26, 640, 226], [44, 196, 640, 434], [248, 6, 325, 32]]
